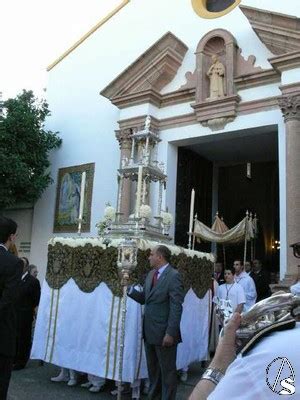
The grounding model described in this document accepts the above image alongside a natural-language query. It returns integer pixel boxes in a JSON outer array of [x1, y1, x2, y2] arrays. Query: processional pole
[[188, 188, 195, 249], [192, 213, 197, 250], [117, 239, 138, 400], [243, 211, 249, 266], [253, 213, 258, 260], [249, 212, 254, 262]]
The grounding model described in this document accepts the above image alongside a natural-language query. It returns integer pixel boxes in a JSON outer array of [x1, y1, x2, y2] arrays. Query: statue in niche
[[207, 54, 226, 100]]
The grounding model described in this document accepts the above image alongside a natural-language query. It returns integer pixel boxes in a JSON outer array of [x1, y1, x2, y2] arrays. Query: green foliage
[[0, 90, 62, 210]]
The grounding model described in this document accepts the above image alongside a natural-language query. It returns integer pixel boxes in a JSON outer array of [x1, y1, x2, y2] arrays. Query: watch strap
[[201, 368, 225, 386]]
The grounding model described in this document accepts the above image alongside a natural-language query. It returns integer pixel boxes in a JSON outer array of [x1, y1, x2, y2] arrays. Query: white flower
[[104, 206, 116, 221], [139, 205, 152, 219], [161, 211, 173, 225]]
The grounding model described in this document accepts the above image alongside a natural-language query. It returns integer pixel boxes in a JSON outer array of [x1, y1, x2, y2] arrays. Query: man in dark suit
[[128, 245, 184, 400], [250, 259, 271, 302], [14, 263, 41, 370], [0, 217, 23, 400], [213, 262, 225, 285]]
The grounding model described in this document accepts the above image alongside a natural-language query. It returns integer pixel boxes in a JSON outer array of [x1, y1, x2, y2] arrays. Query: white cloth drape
[[31, 281, 209, 381], [177, 289, 210, 368], [31, 279, 147, 382]]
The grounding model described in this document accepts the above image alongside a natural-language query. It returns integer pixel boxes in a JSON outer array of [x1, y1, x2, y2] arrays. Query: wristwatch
[[201, 368, 225, 386]]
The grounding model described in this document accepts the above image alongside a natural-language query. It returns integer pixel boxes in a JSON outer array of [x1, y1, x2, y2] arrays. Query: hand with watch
[[189, 313, 241, 400]]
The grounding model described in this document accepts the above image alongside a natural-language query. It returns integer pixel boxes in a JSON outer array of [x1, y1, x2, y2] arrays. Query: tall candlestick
[[157, 181, 163, 219], [78, 171, 86, 234], [142, 177, 147, 204], [145, 137, 150, 164], [117, 176, 124, 214], [188, 188, 195, 249], [130, 138, 135, 163], [135, 166, 143, 217]]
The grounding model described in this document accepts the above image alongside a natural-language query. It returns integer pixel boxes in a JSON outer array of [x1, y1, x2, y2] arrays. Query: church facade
[[23, 0, 299, 282]]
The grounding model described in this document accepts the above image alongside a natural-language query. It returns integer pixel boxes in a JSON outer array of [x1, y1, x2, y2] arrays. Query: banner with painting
[[53, 163, 95, 232]]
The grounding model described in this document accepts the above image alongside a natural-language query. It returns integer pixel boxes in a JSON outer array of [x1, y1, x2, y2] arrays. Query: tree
[[0, 90, 62, 210]]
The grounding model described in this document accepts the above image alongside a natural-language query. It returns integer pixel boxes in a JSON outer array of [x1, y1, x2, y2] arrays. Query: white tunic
[[215, 282, 246, 312], [208, 323, 300, 399], [234, 271, 257, 311], [290, 281, 300, 296]]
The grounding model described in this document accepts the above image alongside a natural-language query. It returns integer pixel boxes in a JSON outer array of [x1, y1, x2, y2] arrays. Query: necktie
[[152, 270, 159, 288]]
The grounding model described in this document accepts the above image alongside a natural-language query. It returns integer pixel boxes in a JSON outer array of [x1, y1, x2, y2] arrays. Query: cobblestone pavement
[[8, 361, 203, 400]]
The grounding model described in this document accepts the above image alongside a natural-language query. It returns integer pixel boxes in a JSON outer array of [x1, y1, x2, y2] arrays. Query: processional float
[[36, 116, 213, 399], [102, 117, 173, 399]]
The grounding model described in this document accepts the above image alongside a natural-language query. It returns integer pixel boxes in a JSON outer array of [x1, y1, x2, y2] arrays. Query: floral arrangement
[[104, 205, 116, 221], [96, 204, 116, 235], [161, 211, 173, 225], [139, 205, 152, 219], [96, 220, 108, 235]]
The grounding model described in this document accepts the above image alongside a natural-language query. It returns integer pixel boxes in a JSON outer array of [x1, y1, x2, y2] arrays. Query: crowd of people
[[0, 217, 41, 399], [1, 215, 299, 400], [213, 258, 272, 318]]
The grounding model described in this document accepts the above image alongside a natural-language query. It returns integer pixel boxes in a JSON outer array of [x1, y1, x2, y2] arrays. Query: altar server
[[233, 260, 256, 311]]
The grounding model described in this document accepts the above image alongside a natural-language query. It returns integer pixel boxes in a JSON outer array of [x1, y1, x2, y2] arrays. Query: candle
[[130, 138, 135, 163], [188, 189, 195, 248], [135, 166, 143, 217], [117, 176, 123, 214], [142, 177, 147, 204], [78, 171, 86, 233]]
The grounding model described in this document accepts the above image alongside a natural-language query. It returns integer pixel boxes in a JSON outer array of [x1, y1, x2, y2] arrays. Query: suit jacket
[[17, 273, 41, 313], [128, 265, 184, 346], [250, 270, 271, 302], [215, 271, 225, 285], [0, 246, 23, 357]]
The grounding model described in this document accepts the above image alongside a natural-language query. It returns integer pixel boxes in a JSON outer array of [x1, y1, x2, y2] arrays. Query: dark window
[[206, 0, 236, 12]]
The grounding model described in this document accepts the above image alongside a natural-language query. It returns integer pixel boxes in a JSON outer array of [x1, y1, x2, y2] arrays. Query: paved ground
[[8, 361, 204, 400]]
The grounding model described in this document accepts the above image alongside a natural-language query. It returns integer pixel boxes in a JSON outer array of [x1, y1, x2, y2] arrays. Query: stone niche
[[190, 29, 241, 130]]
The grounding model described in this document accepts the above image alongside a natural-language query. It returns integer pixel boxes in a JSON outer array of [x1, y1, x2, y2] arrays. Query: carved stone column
[[278, 93, 300, 282], [115, 129, 132, 221]]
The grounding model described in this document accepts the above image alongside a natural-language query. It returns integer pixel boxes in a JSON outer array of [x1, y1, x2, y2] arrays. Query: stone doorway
[[174, 126, 279, 274]]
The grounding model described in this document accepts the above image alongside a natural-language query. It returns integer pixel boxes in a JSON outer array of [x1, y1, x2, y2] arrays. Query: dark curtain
[[218, 161, 279, 271], [175, 148, 213, 252]]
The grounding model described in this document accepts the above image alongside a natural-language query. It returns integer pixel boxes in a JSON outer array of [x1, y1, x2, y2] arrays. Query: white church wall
[[4, 206, 34, 260], [160, 109, 281, 142], [119, 102, 194, 122], [242, 0, 299, 16], [119, 104, 158, 120], [282, 68, 300, 86], [238, 84, 281, 103], [30, 0, 299, 279]]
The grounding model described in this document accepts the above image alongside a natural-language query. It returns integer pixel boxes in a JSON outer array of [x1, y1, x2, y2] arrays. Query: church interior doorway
[[174, 126, 279, 274]]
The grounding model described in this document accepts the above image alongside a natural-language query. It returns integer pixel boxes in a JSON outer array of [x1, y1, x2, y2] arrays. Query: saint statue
[[207, 54, 226, 100]]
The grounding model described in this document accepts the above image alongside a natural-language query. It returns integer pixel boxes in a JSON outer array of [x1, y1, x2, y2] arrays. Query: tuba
[[216, 292, 300, 356]]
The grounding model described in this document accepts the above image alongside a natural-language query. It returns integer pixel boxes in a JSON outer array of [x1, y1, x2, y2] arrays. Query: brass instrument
[[216, 292, 300, 356]]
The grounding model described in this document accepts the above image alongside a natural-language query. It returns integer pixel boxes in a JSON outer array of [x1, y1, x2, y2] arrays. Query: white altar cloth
[[31, 280, 209, 382]]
